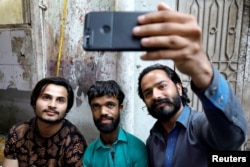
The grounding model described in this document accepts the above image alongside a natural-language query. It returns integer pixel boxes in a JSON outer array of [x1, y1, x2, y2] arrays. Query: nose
[[152, 88, 162, 99], [48, 99, 57, 108], [100, 106, 109, 115]]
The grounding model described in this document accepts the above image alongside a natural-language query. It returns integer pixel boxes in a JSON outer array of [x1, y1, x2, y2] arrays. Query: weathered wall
[[0, 0, 174, 143], [38, 0, 176, 143]]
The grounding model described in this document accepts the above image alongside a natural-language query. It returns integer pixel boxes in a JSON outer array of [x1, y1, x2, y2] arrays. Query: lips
[[97, 115, 113, 124], [99, 118, 112, 124], [152, 101, 167, 109], [152, 98, 173, 109], [44, 110, 58, 116], [155, 102, 166, 108]]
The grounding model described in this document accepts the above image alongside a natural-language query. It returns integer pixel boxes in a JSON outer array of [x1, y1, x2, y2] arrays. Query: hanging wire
[[56, 0, 68, 76]]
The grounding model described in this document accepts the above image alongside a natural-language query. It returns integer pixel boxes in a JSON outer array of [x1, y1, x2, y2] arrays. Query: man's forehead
[[141, 70, 170, 86], [40, 84, 67, 96]]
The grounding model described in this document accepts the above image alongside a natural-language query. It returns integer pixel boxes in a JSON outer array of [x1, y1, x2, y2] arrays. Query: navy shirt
[[146, 66, 248, 167]]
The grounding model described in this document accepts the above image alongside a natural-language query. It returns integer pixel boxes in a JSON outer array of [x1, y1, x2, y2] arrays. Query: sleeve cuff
[[191, 65, 229, 110]]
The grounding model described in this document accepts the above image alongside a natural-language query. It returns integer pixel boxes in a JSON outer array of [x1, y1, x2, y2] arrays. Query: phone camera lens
[[101, 25, 111, 33]]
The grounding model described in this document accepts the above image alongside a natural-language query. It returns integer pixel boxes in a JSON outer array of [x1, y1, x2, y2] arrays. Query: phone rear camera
[[101, 25, 111, 33]]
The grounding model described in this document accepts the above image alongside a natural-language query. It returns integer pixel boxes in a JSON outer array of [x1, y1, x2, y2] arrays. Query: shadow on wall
[[0, 88, 34, 133]]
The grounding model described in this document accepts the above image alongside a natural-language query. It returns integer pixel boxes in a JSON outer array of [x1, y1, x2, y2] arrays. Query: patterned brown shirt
[[4, 118, 87, 167]]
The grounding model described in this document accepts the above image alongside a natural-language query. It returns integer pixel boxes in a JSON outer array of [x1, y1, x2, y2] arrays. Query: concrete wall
[[0, 0, 175, 144]]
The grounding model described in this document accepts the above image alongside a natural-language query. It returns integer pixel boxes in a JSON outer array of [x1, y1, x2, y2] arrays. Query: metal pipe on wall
[[115, 0, 136, 133], [39, 0, 47, 78]]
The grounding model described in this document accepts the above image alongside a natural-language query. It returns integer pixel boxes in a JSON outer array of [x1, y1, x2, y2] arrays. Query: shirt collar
[[176, 105, 190, 128]]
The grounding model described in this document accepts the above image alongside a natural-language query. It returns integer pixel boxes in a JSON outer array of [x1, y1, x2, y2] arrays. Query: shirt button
[[210, 86, 218, 95], [217, 95, 223, 103], [232, 115, 237, 122]]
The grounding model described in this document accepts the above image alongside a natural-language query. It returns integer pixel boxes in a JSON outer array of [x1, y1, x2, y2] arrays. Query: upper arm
[[65, 133, 87, 167], [2, 158, 19, 167]]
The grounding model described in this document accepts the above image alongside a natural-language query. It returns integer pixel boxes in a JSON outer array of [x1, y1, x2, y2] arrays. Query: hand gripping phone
[[83, 11, 147, 51]]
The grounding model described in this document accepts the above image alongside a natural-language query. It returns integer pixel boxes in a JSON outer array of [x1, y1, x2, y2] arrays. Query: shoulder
[[62, 119, 85, 138], [189, 108, 206, 121], [11, 118, 34, 130], [121, 130, 148, 166], [83, 138, 99, 159], [187, 108, 207, 132], [4, 118, 35, 154], [8, 118, 35, 138], [86, 138, 99, 150], [121, 129, 146, 150], [61, 119, 87, 148], [63, 119, 79, 130]]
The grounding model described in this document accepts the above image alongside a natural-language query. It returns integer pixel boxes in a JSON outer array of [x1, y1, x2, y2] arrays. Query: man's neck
[[36, 119, 64, 138], [100, 127, 119, 146], [161, 105, 183, 134]]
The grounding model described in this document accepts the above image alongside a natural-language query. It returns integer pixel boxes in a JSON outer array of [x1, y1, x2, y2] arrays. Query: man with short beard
[[83, 80, 148, 167], [3, 77, 87, 167]]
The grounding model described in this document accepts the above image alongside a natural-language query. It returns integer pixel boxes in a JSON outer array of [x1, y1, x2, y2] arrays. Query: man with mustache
[[3, 77, 87, 167], [135, 2, 248, 167], [83, 80, 148, 167]]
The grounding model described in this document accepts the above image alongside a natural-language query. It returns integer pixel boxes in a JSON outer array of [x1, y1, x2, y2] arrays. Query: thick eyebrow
[[142, 80, 168, 94], [40, 93, 67, 100], [90, 102, 100, 106], [40, 93, 51, 97], [91, 100, 117, 106]]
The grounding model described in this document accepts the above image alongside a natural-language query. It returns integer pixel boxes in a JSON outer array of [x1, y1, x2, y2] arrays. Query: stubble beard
[[36, 110, 66, 124], [147, 95, 182, 122], [94, 115, 120, 133]]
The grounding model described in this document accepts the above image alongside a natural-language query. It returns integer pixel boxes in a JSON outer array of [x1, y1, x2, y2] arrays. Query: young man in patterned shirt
[[3, 77, 87, 167]]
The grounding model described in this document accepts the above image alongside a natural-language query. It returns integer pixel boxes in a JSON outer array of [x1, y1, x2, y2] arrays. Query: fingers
[[157, 2, 173, 11], [140, 50, 176, 61], [136, 8, 193, 25], [133, 21, 199, 38], [140, 36, 189, 49], [133, 11, 199, 38], [140, 43, 199, 62], [133, 21, 201, 52]]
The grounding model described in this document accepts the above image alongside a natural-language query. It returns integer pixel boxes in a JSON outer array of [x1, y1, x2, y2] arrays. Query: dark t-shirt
[[4, 118, 87, 167]]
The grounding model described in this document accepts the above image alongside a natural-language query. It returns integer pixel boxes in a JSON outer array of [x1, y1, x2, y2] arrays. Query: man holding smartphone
[[133, 2, 248, 167]]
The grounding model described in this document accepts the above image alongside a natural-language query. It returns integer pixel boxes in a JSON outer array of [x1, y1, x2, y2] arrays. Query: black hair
[[30, 77, 74, 113], [87, 80, 125, 105], [138, 64, 190, 106]]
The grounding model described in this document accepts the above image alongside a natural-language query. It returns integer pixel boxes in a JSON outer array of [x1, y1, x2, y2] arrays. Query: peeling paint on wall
[[0, 29, 33, 90]]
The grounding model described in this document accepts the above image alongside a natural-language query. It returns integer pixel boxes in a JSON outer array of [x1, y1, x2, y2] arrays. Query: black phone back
[[83, 11, 147, 51]]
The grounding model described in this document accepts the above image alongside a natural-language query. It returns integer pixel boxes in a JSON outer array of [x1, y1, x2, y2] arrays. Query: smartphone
[[83, 11, 147, 51]]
